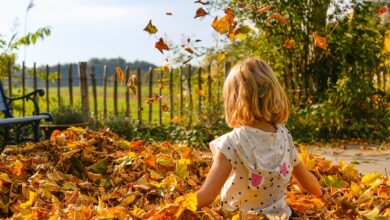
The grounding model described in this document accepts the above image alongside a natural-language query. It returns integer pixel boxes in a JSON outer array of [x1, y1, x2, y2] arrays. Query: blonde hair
[[223, 57, 289, 128]]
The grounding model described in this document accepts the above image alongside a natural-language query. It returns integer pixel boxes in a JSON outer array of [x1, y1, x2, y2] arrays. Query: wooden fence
[[2, 61, 231, 126]]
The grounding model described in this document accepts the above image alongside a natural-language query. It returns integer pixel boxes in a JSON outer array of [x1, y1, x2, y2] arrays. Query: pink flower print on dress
[[280, 162, 288, 177], [251, 173, 263, 187]]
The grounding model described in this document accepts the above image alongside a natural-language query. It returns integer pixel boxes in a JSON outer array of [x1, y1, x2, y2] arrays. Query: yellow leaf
[[232, 213, 240, 220], [361, 173, 383, 187], [298, 146, 315, 170], [121, 194, 136, 205], [175, 158, 191, 178], [174, 193, 198, 218], [19, 191, 37, 209], [162, 174, 177, 192], [385, 30, 390, 52], [143, 20, 158, 34], [351, 182, 362, 197]]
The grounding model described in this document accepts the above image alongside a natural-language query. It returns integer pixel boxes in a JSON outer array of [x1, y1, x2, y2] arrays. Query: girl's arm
[[292, 162, 322, 197], [196, 150, 232, 208]]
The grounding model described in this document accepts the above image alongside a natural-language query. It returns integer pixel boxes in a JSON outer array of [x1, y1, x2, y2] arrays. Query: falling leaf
[[194, 7, 208, 18], [211, 8, 237, 41], [266, 13, 289, 25], [115, 67, 125, 84], [379, 6, 388, 15], [143, 20, 158, 34], [162, 104, 169, 112], [194, 0, 209, 6], [171, 117, 183, 124], [197, 90, 206, 97], [257, 5, 273, 15], [284, 39, 295, 49], [126, 74, 138, 95], [187, 38, 191, 43], [195, 39, 202, 42], [312, 32, 328, 50], [166, 12, 173, 16], [238, 3, 247, 8], [145, 94, 163, 104], [155, 38, 169, 54], [235, 25, 252, 40], [184, 47, 194, 54]]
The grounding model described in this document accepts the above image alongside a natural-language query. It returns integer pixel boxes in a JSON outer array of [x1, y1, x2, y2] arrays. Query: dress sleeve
[[209, 133, 237, 165], [287, 131, 300, 167]]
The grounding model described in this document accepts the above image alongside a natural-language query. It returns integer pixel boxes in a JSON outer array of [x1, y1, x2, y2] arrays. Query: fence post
[[46, 65, 50, 112], [103, 65, 107, 119], [22, 61, 26, 116], [159, 68, 163, 125], [180, 66, 183, 117], [148, 67, 154, 123], [68, 64, 73, 106], [33, 62, 37, 91], [125, 64, 130, 117], [7, 60, 12, 97], [57, 63, 61, 107], [114, 67, 118, 116], [137, 67, 142, 124], [169, 68, 174, 123], [91, 66, 98, 119], [198, 67, 202, 119], [207, 64, 212, 117], [187, 65, 193, 126], [78, 62, 89, 113]]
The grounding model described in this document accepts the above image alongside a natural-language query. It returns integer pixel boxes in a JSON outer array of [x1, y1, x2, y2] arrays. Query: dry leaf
[[166, 12, 173, 16], [194, 7, 208, 18], [194, 0, 209, 6], [126, 74, 138, 95], [115, 67, 125, 84], [257, 5, 273, 15], [155, 38, 170, 54], [266, 13, 289, 25], [312, 32, 328, 50], [184, 47, 194, 54], [284, 39, 295, 49], [143, 20, 158, 34]]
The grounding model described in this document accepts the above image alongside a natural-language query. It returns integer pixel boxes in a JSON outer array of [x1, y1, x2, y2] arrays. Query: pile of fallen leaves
[[0, 128, 388, 219]]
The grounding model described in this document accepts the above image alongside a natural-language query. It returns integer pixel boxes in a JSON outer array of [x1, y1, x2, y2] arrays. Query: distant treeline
[[36, 57, 156, 86]]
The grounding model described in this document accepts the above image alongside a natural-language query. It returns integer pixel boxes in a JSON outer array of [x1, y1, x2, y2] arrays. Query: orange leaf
[[211, 8, 237, 41], [115, 67, 125, 84], [312, 32, 328, 50], [143, 20, 158, 34], [194, 0, 209, 6], [155, 38, 169, 54], [379, 6, 388, 15], [266, 13, 289, 25], [184, 47, 194, 54], [171, 117, 183, 124], [194, 7, 208, 18], [284, 39, 295, 49], [51, 130, 62, 138], [257, 5, 273, 15], [197, 90, 206, 97]]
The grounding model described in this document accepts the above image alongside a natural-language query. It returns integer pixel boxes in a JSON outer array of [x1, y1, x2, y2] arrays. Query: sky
[[0, 0, 216, 67]]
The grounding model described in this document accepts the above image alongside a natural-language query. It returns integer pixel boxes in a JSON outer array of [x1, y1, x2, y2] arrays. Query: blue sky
[[0, 0, 216, 66]]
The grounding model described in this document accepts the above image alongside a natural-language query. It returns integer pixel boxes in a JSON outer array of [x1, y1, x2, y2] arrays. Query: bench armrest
[[6, 89, 45, 115]]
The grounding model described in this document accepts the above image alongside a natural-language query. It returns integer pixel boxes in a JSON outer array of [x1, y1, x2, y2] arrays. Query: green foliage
[[50, 105, 91, 125]]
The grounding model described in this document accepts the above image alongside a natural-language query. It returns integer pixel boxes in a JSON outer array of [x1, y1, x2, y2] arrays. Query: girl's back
[[211, 124, 299, 216]]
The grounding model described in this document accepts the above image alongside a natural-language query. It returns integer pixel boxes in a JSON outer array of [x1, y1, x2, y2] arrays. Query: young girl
[[195, 58, 322, 218]]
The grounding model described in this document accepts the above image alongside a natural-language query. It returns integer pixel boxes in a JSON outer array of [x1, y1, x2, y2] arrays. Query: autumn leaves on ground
[[0, 128, 389, 219]]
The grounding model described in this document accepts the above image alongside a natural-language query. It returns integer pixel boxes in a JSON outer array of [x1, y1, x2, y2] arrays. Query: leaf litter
[[0, 128, 388, 219]]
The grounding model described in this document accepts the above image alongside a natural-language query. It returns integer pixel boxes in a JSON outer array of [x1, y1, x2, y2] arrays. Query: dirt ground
[[308, 143, 390, 176]]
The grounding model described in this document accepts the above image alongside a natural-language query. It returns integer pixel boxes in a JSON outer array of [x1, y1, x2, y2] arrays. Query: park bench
[[0, 81, 52, 146]]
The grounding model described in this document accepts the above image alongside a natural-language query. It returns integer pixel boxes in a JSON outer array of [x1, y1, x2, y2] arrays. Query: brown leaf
[[166, 12, 173, 16], [257, 5, 273, 15], [194, 7, 208, 18], [184, 47, 194, 54], [126, 74, 138, 95], [155, 38, 170, 54], [194, 0, 209, 5], [162, 104, 169, 112]]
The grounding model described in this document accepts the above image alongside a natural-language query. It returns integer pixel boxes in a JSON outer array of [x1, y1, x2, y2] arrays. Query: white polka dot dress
[[209, 124, 300, 218]]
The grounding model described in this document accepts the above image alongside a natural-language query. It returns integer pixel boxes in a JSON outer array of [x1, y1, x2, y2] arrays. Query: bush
[[50, 105, 91, 125]]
